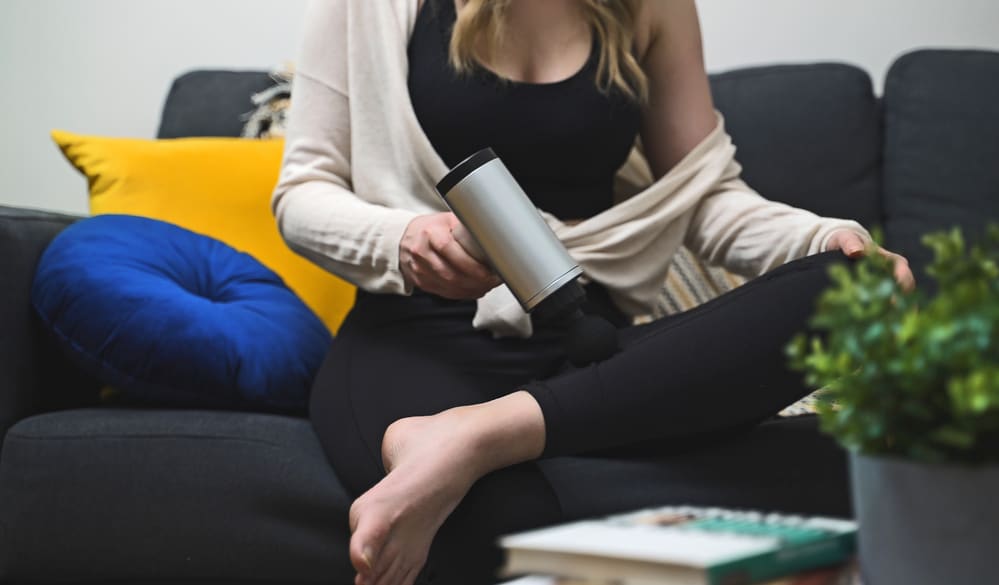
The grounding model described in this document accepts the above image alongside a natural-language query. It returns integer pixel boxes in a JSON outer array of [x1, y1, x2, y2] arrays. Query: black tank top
[[408, 0, 641, 220]]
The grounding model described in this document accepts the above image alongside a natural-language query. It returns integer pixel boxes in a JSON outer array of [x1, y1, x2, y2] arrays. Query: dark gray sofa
[[2, 49, 997, 585]]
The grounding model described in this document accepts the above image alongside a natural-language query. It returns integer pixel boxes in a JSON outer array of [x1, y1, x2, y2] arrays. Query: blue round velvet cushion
[[31, 215, 333, 411]]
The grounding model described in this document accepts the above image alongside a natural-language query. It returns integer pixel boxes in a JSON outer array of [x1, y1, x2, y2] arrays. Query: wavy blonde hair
[[448, 0, 648, 102]]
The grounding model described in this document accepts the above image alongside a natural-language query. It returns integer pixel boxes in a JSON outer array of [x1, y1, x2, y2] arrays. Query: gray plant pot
[[851, 452, 999, 585]]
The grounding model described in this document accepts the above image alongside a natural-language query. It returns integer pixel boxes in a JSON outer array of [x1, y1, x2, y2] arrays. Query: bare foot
[[348, 391, 545, 585]]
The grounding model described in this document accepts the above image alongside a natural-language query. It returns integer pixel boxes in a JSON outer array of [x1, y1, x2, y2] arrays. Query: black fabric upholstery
[[711, 64, 883, 229], [0, 207, 100, 451], [883, 50, 999, 280], [157, 70, 277, 138], [0, 408, 846, 585], [0, 408, 356, 584]]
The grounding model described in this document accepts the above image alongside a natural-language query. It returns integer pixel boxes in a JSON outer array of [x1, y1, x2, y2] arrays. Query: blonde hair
[[449, 0, 648, 102]]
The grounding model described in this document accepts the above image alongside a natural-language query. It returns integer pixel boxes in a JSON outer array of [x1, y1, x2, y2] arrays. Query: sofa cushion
[[883, 49, 999, 280], [0, 407, 849, 585], [51, 130, 356, 333], [158, 70, 277, 139], [161, 65, 884, 224], [32, 215, 332, 411], [0, 408, 357, 584], [0, 207, 100, 448], [659, 64, 883, 318], [711, 63, 883, 228]]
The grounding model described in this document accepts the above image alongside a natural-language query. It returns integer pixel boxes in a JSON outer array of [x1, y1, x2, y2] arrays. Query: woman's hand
[[399, 212, 502, 299], [825, 229, 917, 292]]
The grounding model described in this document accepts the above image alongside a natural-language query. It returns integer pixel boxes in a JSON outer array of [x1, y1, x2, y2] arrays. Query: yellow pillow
[[51, 131, 355, 334]]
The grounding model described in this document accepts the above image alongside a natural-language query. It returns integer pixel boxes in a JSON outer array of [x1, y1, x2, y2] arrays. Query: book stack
[[499, 506, 859, 585]]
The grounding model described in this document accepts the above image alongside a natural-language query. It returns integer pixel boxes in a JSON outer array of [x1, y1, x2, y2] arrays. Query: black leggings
[[310, 251, 846, 499]]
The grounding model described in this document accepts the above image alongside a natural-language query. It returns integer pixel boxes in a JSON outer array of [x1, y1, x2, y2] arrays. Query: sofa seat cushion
[[0, 408, 357, 584], [0, 409, 848, 585]]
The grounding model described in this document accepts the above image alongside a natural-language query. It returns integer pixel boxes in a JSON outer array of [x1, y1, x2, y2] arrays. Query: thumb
[[836, 231, 867, 258]]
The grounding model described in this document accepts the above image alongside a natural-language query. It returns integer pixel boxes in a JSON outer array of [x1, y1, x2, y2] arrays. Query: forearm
[[684, 177, 871, 277], [274, 180, 417, 295], [272, 66, 421, 295]]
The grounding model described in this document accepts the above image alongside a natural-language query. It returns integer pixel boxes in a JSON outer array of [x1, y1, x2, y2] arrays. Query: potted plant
[[787, 225, 999, 585]]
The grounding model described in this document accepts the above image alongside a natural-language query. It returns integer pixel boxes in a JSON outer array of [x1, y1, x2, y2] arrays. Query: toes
[[369, 542, 400, 584], [349, 499, 360, 532], [349, 537, 377, 576], [399, 564, 422, 585], [350, 513, 389, 576], [371, 554, 405, 585]]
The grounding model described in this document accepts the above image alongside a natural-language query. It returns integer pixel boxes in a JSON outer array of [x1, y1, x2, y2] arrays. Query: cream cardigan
[[272, 0, 870, 337]]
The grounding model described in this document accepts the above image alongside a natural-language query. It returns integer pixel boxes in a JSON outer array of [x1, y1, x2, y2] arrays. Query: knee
[[812, 250, 855, 267], [789, 251, 857, 279]]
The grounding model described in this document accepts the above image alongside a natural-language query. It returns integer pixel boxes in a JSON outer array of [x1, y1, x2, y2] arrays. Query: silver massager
[[436, 148, 586, 320], [436, 148, 619, 365]]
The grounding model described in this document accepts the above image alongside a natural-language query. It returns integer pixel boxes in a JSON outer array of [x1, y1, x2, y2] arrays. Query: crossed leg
[[311, 251, 848, 585]]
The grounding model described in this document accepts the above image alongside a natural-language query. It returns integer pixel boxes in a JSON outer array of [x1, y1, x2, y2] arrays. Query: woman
[[273, 1, 914, 584]]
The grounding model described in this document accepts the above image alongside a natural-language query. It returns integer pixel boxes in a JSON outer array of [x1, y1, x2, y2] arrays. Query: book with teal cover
[[500, 506, 857, 585]]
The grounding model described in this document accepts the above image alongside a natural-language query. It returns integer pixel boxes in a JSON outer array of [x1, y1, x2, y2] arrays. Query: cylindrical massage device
[[435, 148, 619, 366]]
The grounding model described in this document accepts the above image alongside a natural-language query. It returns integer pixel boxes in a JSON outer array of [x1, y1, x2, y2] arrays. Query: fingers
[[827, 229, 917, 292], [891, 256, 915, 292], [406, 256, 474, 300], [429, 231, 497, 284], [421, 232, 498, 298], [400, 213, 500, 299], [412, 237, 459, 284], [878, 248, 917, 292], [828, 229, 913, 291], [827, 229, 868, 259]]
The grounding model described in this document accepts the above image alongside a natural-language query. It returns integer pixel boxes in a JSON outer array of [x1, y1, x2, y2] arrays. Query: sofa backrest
[[0, 207, 101, 448], [882, 49, 999, 279], [157, 70, 276, 139], [157, 64, 885, 231], [711, 63, 883, 230]]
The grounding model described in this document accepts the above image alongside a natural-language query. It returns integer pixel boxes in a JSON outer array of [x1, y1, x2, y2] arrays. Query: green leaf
[[786, 223, 999, 464]]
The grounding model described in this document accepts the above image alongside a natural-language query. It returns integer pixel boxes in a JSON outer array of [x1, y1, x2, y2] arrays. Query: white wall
[[0, 0, 308, 215], [3, 0, 998, 215], [699, 0, 999, 90]]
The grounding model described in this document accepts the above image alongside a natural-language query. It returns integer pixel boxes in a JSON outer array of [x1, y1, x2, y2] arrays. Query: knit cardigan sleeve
[[271, 0, 420, 295], [683, 174, 870, 277], [472, 119, 872, 337]]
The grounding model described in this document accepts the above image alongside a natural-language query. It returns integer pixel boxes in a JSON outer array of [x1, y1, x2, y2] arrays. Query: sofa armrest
[[0, 206, 100, 448]]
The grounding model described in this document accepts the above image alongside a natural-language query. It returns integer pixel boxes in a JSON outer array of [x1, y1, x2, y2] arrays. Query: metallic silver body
[[441, 158, 582, 312]]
